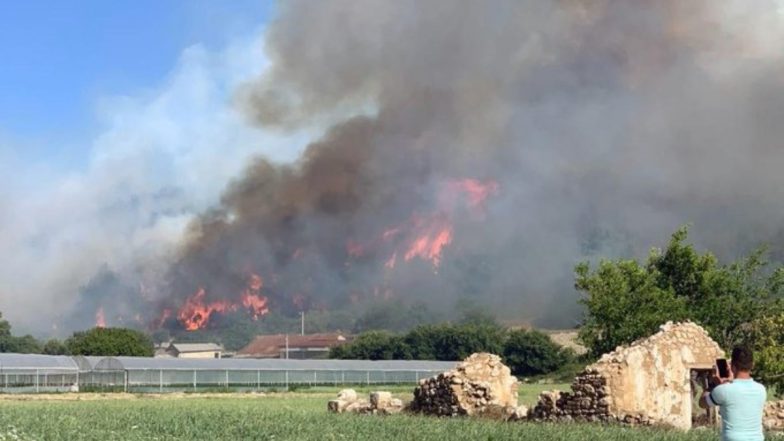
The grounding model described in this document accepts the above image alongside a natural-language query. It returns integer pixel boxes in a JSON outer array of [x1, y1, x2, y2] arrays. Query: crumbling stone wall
[[531, 321, 724, 430], [763, 401, 784, 431], [410, 353, 521, 417]]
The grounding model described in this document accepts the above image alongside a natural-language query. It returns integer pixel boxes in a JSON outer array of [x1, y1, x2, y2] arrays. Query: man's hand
[[710, 365, 734, 389]]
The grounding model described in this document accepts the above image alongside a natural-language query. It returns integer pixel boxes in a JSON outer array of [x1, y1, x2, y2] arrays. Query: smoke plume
[[162, 0, 784, 329], [7, 0, 784, 334]]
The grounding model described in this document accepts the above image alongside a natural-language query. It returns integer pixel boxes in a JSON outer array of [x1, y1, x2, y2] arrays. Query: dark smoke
[[77, 0, 784, 330]]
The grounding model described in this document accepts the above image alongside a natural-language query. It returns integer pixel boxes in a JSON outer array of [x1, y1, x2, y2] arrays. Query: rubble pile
[[327, 389, 404, 415], [410, 353, 521, 417], [764, 401, 784, 431]]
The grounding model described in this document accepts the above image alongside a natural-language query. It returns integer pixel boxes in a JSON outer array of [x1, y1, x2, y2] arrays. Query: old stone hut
[[531, 321, 724, 430]]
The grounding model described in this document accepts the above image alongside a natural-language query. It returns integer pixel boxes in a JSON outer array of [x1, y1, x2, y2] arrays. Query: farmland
[[0, 386, 723, 441]]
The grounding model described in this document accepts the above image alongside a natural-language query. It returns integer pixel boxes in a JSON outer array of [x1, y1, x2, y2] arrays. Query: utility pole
[[300, 310, 305, 336], [285, 334, 289, 359]]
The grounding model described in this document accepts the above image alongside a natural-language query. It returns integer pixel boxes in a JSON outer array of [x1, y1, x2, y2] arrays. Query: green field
[[0, 388, 723, 441]]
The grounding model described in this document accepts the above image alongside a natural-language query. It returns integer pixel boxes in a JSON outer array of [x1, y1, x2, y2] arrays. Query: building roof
[[169, 343, 223, 353], [236, 333, 348, 358]]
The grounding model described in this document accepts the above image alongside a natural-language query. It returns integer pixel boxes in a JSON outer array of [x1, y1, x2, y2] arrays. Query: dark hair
[[731, 346, 754, 372]]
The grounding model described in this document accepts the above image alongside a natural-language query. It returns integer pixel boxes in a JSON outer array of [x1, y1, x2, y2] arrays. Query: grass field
[[0, 387, 724, 441]]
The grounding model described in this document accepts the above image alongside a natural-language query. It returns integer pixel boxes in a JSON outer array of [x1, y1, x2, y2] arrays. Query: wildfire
[[95, 307, 106, 328], [241, 273, 269, 319], [177, 274, 270, 331], [160, 177, 499, 332], [447, 178, 499, 208], [403, 220, 454, 267], [177, 288, 233, 331]]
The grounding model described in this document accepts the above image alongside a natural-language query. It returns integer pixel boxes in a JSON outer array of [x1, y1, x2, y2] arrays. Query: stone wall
[[531, 322, 724, 430], [764, 400, 784, 431], [410, 353, 521, 417]]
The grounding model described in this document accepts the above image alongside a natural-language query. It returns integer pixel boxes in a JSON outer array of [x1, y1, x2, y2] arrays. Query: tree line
[[330, 323, 578, 378], [0, 316, 153, 357]]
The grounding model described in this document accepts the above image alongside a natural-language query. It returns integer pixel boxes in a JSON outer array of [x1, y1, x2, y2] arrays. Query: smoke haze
[[4, 1, 784, 334]]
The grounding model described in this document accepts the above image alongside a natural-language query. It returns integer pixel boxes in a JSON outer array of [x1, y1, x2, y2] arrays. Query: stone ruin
[[410, 352, 527, 419], [530, 321, 724, 430], [328, 389, 405, 415], [327, 323, 784, 432]]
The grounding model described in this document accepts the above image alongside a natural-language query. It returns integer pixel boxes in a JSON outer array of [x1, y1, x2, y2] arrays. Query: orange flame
[[177, 288, 233, 331], [403, 223, 453, 267], [177, 273, 270, 330], [241, 274, 269, 320], [445, 178, 499, 210], [95, 307, 106, 328]]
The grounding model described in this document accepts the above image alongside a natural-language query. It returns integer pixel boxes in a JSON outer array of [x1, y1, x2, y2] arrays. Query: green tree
[[745, 313, 784, 396], [329, 331, 404, 360], [576, 226, 784, 356], [65, 327, 153, 356], [648, 227, 784, 349], [576, 258, 688, 356], [0, 312, 42, 354], [331, 323, 506, 361], [503, 329, 574, 377], [42, 339, 68, 355]]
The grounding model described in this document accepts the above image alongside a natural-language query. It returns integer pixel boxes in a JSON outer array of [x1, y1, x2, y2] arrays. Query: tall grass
[[0, 393, 721, 441]]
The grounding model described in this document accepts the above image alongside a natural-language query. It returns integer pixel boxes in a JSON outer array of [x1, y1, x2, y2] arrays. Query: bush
[[329, 331, 404, 360], [503, 329, 574, 377], [331, 323, 507, 361], [0, 312, 42, 354], [42, 339, 68, 355], [65, 327, 153, 356]]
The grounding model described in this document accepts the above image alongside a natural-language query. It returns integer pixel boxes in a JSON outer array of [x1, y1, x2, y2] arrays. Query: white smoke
[[0, 31, 309, 334]]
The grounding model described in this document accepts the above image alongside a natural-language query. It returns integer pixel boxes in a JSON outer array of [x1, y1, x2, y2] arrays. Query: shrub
[[503, 329, 574, 377], [65, 327, 153, 356]]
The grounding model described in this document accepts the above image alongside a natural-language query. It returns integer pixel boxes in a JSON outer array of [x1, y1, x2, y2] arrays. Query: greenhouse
[[93, 357, 458, 392], [0, 354, 457, 393], [0, 353, 80, 393]]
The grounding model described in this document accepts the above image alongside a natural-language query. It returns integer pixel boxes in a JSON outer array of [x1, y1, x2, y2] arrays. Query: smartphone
[[716, 358, 730, 379]]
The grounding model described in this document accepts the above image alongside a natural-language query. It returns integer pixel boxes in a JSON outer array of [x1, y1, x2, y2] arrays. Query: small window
[[214, 353, 219, 359]]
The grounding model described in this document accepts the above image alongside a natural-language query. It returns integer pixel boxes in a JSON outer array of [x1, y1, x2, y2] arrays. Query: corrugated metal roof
[[96, 356, 457, 372], [0, 353, 79, 371], [237, 333, 348, 357], [170, 343, 223, 353]]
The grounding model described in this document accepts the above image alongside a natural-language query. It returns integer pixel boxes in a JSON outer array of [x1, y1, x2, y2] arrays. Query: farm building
[[531, 321, 724, 430], [165, 343, 224, 359], [236, 333, 349, 359]]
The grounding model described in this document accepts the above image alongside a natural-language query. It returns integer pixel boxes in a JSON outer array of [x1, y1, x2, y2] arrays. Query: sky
[[0, 0, 315, 333], [0, 0, 275, 168]]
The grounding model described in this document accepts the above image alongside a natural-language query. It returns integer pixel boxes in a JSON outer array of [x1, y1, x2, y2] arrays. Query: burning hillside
[[54, 0, 784, 335]]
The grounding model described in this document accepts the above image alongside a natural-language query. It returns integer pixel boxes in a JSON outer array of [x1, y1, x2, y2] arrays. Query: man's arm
[[700, 382, 727, 409], [699, 369, 728, 409]]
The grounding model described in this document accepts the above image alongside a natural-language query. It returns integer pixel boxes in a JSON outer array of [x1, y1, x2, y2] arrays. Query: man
[[700, 346, 766, 441]]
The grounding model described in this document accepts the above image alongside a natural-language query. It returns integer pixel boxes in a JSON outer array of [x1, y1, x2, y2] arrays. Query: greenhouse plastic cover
[[0, 353, 79, 371], [96, 356, 458, 371]]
